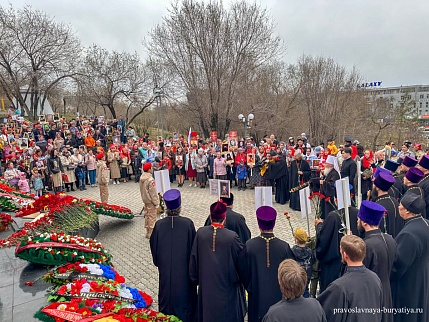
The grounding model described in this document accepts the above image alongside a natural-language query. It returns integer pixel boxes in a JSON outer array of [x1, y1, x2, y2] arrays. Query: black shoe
[[71, 188, 75, 191], [66, 188, 70, 192]]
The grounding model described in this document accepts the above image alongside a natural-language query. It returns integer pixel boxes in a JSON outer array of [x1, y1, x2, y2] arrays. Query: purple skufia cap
[[163, 189, 181, 211], [384, 160, 400, 172], [210, 201, 227, 221], [418, 155, 429, 170], [374, 167, 389, 178], [358, 200, 386, 226], [256, 206, 277, 230], [402, 156, 418, 168], [405, 167, 424, 184], [374, 171, 395, 191]]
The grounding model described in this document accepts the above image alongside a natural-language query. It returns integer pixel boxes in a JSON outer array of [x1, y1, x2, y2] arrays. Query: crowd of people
[[1, 110, 428, 322]]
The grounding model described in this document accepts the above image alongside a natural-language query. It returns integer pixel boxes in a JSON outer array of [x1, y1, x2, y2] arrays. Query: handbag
[[67, 165, 76, 171]]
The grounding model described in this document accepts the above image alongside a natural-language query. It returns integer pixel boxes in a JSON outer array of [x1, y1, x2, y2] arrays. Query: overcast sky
[[2, 0, 427, 87]]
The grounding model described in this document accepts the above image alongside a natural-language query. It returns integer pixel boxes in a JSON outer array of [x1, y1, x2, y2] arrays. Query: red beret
[[143, 162, 152, 172], [96, 152, 105, 160]]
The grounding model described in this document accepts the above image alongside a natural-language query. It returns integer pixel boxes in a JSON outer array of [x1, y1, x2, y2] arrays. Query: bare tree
[[79, 45, 160, 124], [148, 0, 282, 137], [0, 5, 81, 118]]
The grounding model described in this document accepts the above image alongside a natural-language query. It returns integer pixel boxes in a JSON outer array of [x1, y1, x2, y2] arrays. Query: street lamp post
[[153, 86, 163, 139], [238, 113, 255, 139]]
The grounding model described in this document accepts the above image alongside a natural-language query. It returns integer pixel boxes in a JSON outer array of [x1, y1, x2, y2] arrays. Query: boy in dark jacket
[[75, 160, 87, 191], [236, 160, 248, 191], [292, 227, 315, 298]]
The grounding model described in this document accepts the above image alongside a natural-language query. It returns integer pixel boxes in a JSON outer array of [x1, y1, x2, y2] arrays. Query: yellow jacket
[[328, 141, 338, 155]]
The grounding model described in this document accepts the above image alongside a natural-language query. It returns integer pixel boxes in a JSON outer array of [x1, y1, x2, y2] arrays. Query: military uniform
[[140, 171, 158, 238], [96, 160, 110, 203]]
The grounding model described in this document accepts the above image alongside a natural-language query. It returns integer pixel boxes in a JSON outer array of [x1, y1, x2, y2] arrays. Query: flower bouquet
[[43, 263, 125, 286], [0, 194, 21, 212], [50, 279, 153, 309], [15, 232, 112, 266], [308, 192, 325, 219], [82, 200, 134, 220], [35, 300, 182, 322], [0, 182, 35, 199], [0, 213, 14, 231]]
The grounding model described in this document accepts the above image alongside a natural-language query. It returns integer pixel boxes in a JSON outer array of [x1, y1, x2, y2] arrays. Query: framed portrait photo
[[222, 143, 229, 153], [38, 115, 46, 123], [218, 180, 230, 198]]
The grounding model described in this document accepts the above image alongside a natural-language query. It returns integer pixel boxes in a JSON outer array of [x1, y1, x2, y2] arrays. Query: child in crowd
[[31, 167, 44, 197], [18, 172, 30, 194], [291, 228, 315, 298], [236, 160, 247, 191], [75, 160, 87, 191]]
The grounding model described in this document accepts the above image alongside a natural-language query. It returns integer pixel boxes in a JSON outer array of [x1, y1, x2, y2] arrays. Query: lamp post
[[238, 113, 254, 139], [153, 86, 163, 139]]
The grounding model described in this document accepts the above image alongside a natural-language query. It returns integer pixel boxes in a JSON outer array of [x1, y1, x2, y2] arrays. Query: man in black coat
[[149, 189, 197, 322], [402, 167, 425, 217], [189, 201, 245, 322], [417, 155, 429, 219], [289, 151, 311, 211], [383, 160, 402, 201], [358, 200, 397, 322], [268, 151, 289, 204], [372, 171, 403, 237], [340, 147, 357, 193], [204, 193, 251, 244], [320, 155, 340, 219], [391, 193, 429, 322], [318, 235, 383, 322], [239, 206, 294, 322], [315, 207, 358, 293], [396, 155, 418, 195]]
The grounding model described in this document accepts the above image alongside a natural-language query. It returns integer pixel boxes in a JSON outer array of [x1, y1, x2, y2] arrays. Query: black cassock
[[240, 234, 294, 322], [149, 216, 197, 322], [268, 156, 289, 204], [389, 174, 404, 201], [316, 207, 358, 293], [363, 229, 397, 322], [204, 208, 251, 244], [374, 194, 403, 238], [340, 158, 357, 193], [418, 174, 429, 219], [318, 266, 383, 322], [320, 169, 340, 219], [262, 297, 326, 322], [289, 159, 311, 211], [189, 226, 245, 322], [391, 215, 429, 322]]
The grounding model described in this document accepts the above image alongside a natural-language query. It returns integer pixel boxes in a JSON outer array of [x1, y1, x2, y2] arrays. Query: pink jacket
[[85, 154, 97, 171], [18, 178, 30, 193], [213, 157, 227, 176]]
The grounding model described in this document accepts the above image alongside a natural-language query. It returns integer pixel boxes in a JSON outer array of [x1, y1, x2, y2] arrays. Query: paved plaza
[[69, 181, 316, 311]]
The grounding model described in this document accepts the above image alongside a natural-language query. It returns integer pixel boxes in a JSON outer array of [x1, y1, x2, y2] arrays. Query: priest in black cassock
[[239, 206, 294, 322], [320, 155, 340, 219], [402, 167, 425, 218], [383, 160, 403, 201], [204, 193, 251, 243], [289, 151, 311, 211], [189, 201, 245, 322], [268, 151, 289, 204], [358, 200, 397, 322], [149, 189, 197, 322], [373, 171, 403, 237], [262, 259, 326, 322], [317, 235, 383, 322], [396, 155, 418, 195], [417, 155, 429, 219], [315, 207, 358, 293], [391, 193, 429, 322]]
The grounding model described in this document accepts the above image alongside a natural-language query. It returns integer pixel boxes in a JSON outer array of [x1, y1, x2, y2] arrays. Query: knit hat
[[210, 201, 227, 221], [294, 228, 307, 243], [220, 193, 234, 206], [96, 152, 105, 160], [402, 156, 418, 168], [384, 160, 400, 172], [163, 189, 181, 211], [143, 162, 152, 172], [358, 200, 386, 226], [374, 171, 396, 191], [400, 192, 426, 215], [418, 155, 429, 170], [405, 167, 424, 184], [256, 206, 277, 231]]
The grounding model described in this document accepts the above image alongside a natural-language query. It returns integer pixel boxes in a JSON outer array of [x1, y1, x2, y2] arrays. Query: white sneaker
[[113, 181, 117, 185], [189, 183, 193, 187], [194, 184, 197, 187], [117, 181, 120, 185]]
